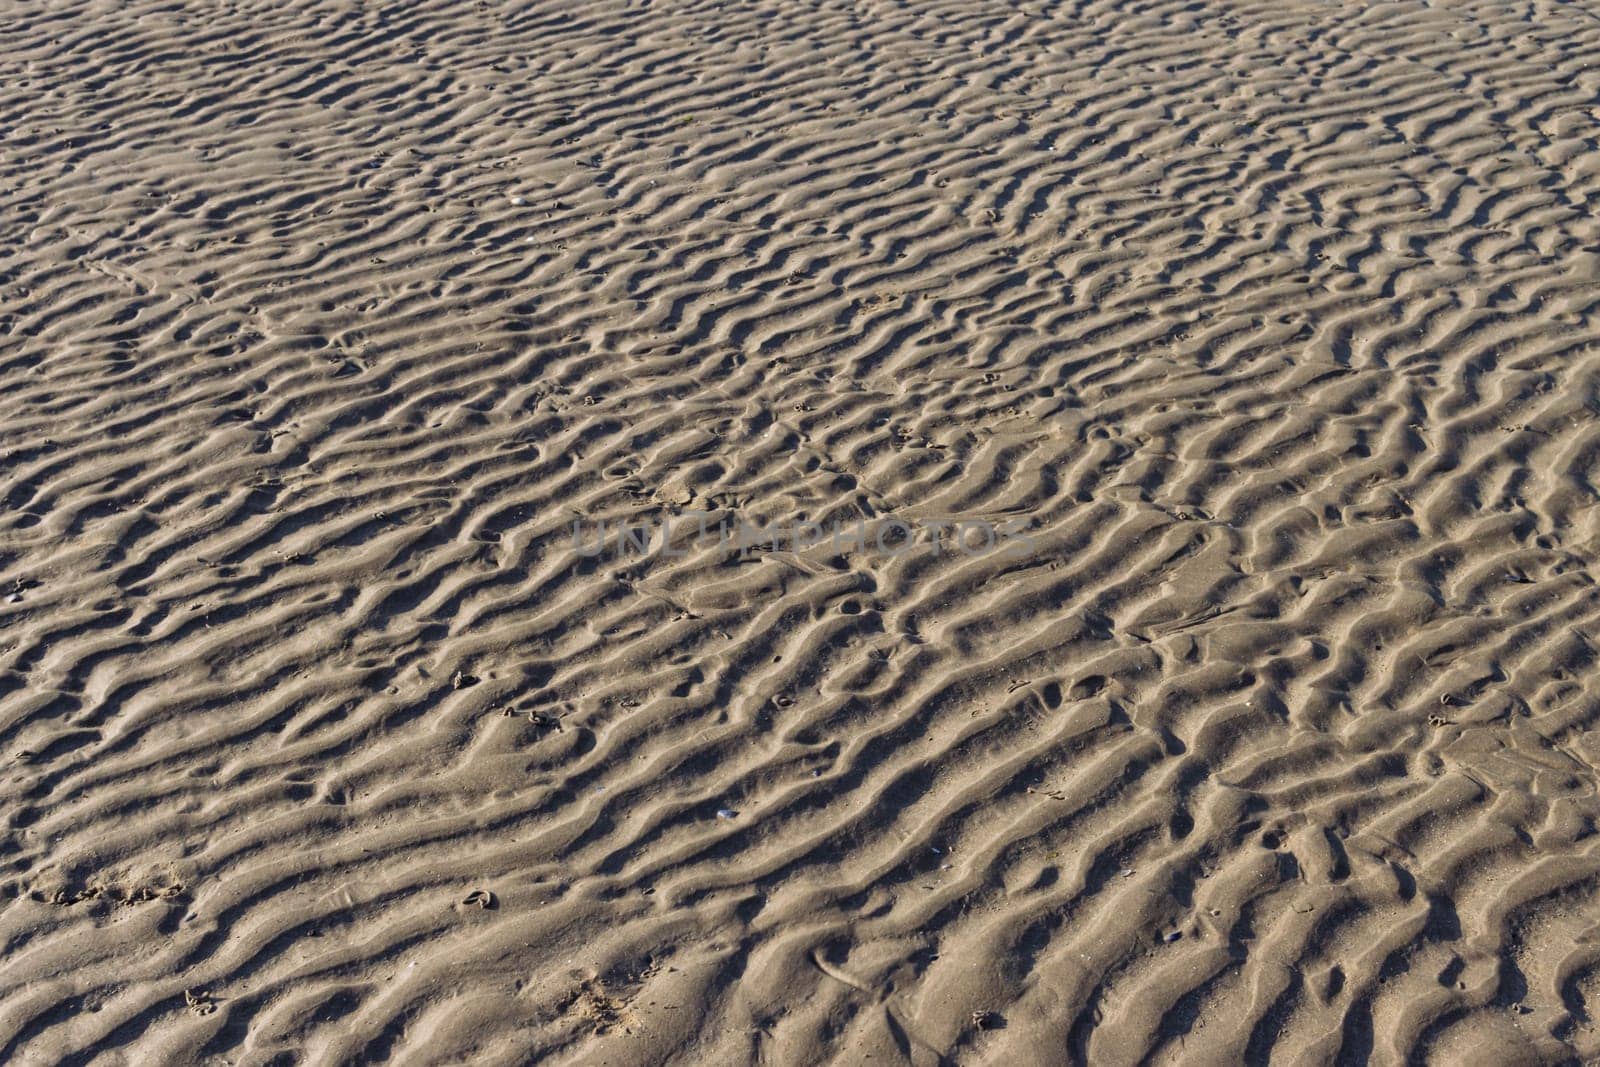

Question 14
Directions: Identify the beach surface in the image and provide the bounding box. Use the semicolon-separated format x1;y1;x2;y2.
3;0;1600;1062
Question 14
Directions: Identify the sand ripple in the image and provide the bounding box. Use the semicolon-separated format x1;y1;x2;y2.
3;0;1600;1061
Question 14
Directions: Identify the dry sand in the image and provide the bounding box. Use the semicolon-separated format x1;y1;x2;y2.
4;0;1600;1062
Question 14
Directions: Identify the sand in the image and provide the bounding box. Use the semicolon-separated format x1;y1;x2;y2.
2;0;1600;1062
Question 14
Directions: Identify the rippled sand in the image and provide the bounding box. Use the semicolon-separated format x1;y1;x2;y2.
3;0;1600;1062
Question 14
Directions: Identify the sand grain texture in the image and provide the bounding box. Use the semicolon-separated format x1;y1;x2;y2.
3;0;1600;1062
